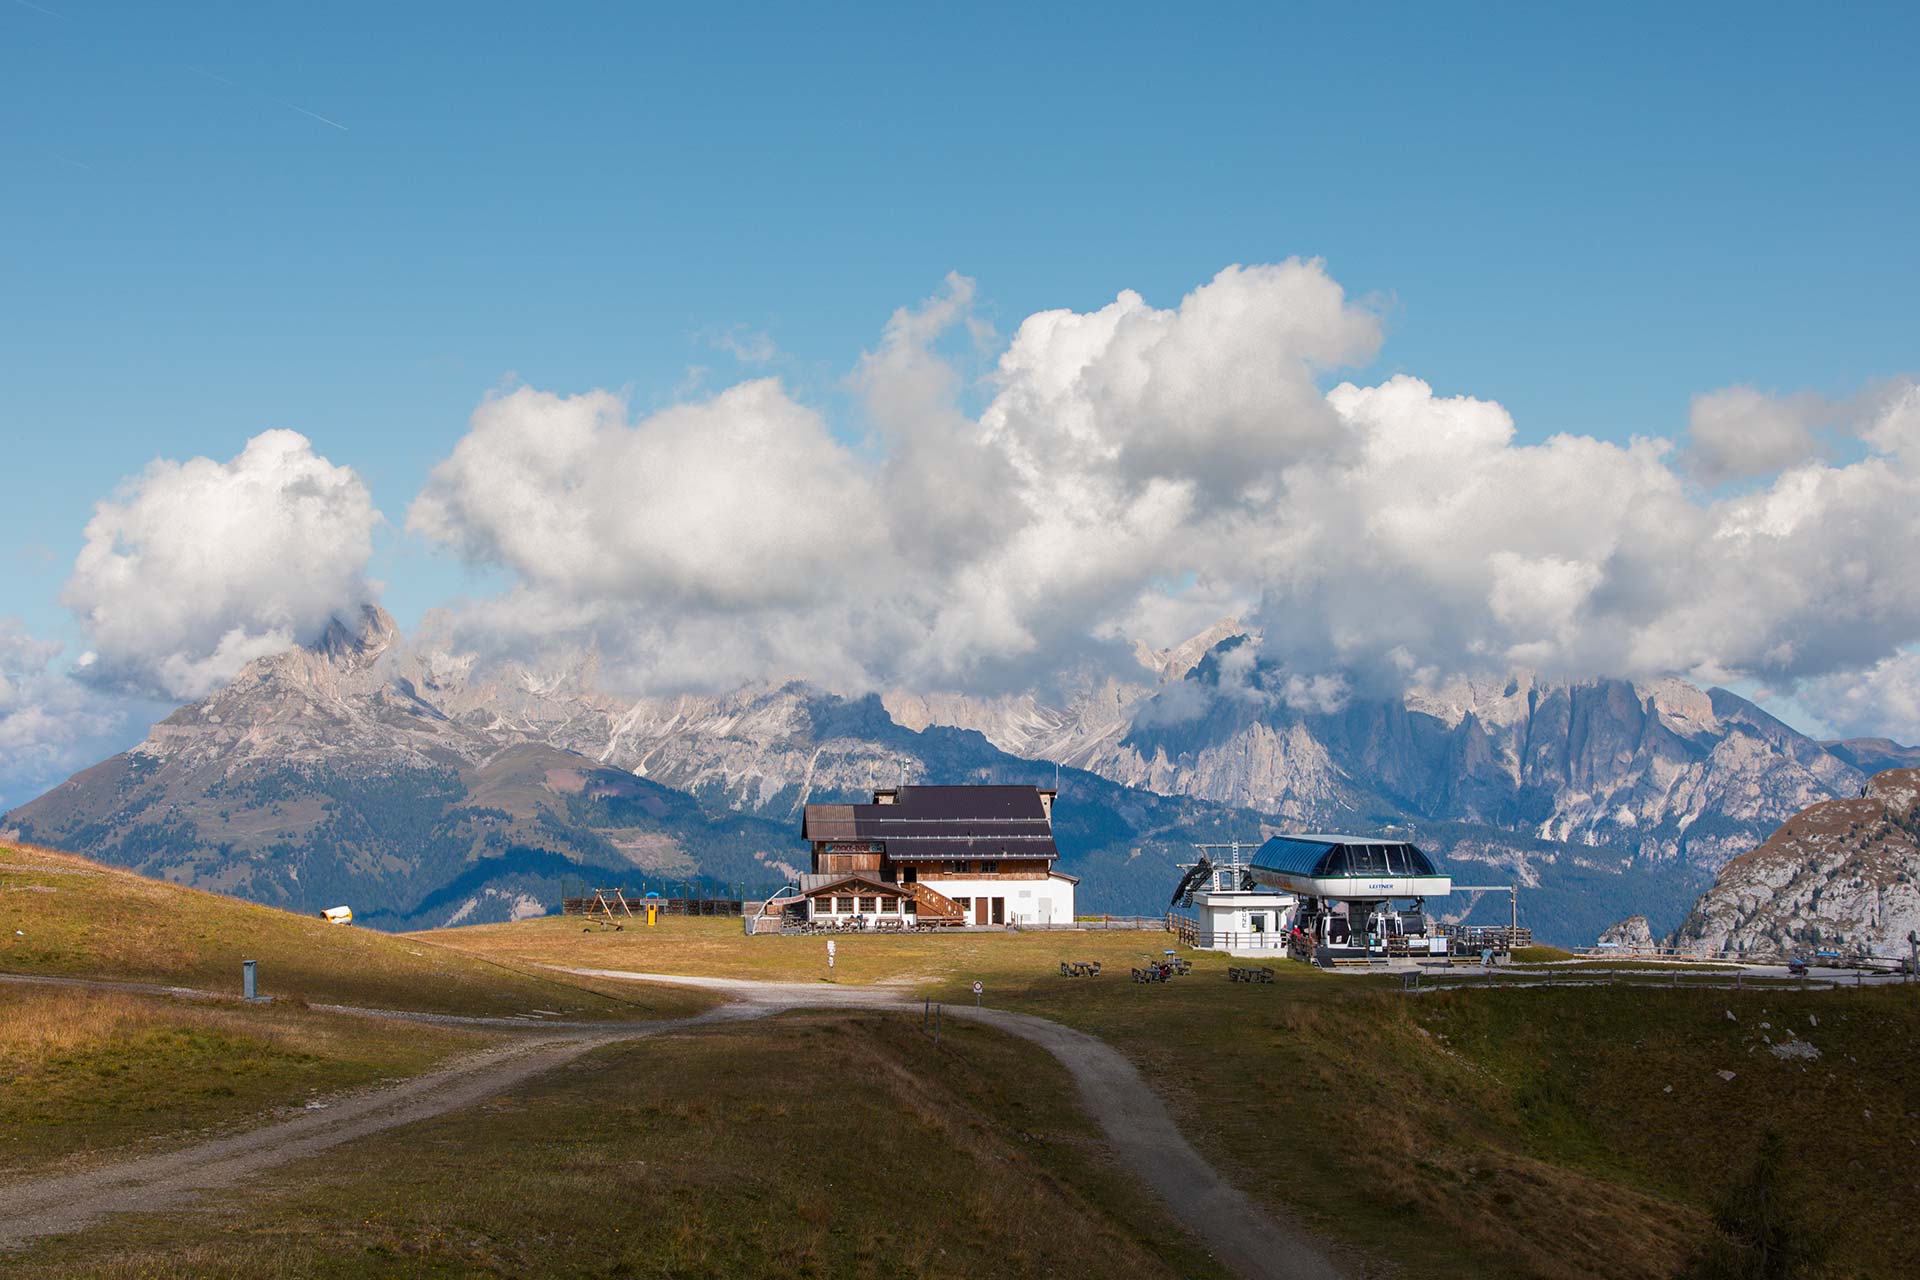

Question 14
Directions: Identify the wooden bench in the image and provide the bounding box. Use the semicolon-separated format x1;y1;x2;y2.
1228;965;1276;983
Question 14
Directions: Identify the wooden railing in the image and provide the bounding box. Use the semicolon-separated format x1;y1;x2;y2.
907;882;965;921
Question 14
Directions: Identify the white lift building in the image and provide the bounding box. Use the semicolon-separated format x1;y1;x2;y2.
1169;843;1299;955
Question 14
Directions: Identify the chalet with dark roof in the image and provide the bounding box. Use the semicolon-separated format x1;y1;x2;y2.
796;785;1077;927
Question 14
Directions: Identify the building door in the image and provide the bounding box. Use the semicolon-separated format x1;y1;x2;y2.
1038;897;1051;923
974;897;988;925
991;897;1005;925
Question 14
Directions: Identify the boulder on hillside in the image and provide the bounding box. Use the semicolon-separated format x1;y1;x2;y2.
1598;914;1655;950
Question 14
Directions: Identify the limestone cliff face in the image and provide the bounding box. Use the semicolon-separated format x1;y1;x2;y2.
1598;914;1656;949
1673;769;1920;958
1057;648;1863;877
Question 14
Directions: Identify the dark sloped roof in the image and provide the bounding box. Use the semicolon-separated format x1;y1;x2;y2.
803;804;860;842
1252;835;1442;879
881;785;1049;819
883;838;1055;861
800;785;1058;861
797;872;900;896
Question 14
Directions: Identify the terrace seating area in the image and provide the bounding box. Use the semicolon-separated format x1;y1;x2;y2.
1132;956;1192;983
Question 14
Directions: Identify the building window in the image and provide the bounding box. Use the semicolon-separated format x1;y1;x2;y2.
902;866;917;883
881;896;898;912
904;898;917;914
859;896;877;913
955;898;970;912
981;860;999;873
1250;913;1267;933
834;896;853;914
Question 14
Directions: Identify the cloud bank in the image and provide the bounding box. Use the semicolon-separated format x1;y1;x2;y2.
0;620;143;809
407;260;1920;742
22;259;1917;767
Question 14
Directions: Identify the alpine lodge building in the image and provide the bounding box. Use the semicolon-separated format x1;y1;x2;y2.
796;785;1079;927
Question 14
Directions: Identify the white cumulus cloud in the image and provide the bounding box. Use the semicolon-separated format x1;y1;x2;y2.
400;262;1920;746
1685;385;1827;483
0;621;147;809
61;430;380;699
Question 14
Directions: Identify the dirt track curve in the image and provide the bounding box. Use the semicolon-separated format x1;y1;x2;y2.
1;968;1343;1279
567;969;1345;1280
0;996;763;1250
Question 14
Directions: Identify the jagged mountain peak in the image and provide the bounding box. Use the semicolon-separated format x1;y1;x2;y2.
1131;617;1246;682
311;602;399;667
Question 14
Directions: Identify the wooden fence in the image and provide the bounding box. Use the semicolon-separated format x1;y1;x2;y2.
561;896;744;917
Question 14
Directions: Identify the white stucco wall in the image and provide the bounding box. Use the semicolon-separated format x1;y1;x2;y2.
917;875;1076;925
1192;889;1296;952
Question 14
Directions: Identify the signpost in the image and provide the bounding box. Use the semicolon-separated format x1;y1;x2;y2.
972;980;983;1008
827;939;836;978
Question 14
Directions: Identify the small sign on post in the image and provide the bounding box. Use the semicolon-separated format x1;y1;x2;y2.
827;939;836;977
972;979;983;1008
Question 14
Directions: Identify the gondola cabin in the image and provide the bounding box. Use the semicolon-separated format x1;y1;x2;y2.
1247;835;1451;961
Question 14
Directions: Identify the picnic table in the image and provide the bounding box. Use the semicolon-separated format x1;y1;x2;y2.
1058;960;1104;978
1131;957;1190;983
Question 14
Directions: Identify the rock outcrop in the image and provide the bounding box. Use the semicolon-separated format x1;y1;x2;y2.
1597;914;1655;950
1672;769;1920;957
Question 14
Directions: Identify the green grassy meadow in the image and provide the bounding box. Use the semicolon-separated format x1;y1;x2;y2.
0;984;483;1179
428;915;1920;1278
7;850;1911;1279
3;1012;1223;1280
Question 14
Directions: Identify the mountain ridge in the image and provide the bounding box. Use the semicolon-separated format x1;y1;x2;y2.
6;604;1906;942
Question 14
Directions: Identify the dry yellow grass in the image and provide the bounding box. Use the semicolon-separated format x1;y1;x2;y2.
0;842;712;1020
0;985;482;1178
418;911;1198;989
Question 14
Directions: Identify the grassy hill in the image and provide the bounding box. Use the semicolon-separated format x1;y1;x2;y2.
7;853;1908;1278
426;916;1918;1279
0;841;711;1019
2;1012;1223;1280
0;840;716;1184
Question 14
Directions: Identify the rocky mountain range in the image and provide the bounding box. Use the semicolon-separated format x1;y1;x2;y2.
1;607;1270;930
5;605;1908;942
1673;767;1920;959
891;638;1884;932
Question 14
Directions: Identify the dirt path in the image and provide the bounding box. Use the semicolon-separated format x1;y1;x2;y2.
0;1002;761;1250
3;966;1343;1276
565;969;1345;1280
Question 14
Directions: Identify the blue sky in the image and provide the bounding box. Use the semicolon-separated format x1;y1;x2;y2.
3;1;1918;796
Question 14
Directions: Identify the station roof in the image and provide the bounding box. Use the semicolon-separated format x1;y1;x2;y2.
801;785;1058;861
796;872;899;896
1251;835;1443;880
